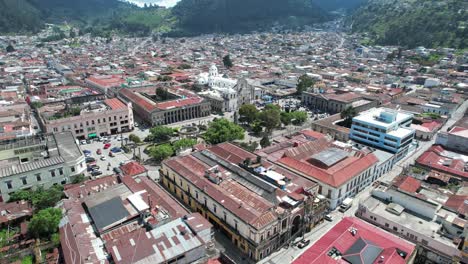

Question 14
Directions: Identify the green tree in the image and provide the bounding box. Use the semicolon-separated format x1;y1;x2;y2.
238;104;258;124
281;112;293;126
260;135;271;148
6;44;15;53
173;138;197;151
28;208;62;239
296;74;315;94
129;134;142;144
51;233;61;247
223;55;233;69
149;144;174;161
204;118;245;144
69;30;76;38
147;126;174;143
8;190;32;202
30;101;43;109
32;186;63;211
71;174;86;184
156;88;170;100
251;121;263;136
341;107;357;128
259;107;281;133
291;111;308;125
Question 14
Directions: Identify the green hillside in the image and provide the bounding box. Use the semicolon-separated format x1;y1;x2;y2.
349;0;468;48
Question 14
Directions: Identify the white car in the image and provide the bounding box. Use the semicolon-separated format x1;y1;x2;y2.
100;155;106;161
80;140;87;145
324;214;333;221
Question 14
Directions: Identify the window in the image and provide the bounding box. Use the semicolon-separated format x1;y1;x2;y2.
36;174;41;181
50;170;56;177
195;191;199;199
53;127;58;132
224;211;227;222
59;168;63;175
393;226;398;231
21;177;27;185
213;204;217;213
5;181;12;189
385;223;389;228
234;220;238;231
204;197;207;207
71;167;75;172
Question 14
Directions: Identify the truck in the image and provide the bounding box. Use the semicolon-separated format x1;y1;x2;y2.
339;197;353;212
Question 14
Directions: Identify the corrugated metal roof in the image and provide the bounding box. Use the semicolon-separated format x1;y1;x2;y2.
0;156;65;178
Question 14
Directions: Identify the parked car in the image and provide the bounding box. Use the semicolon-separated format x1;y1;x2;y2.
80;140;87;145
297;239;310;249
85;157;96;163
100;155;106;161
91;171;103;177
324;214;333;222
104;143;111;149
97;149;102;155
113;167;122;174
109;151;115;157
110;147;121;153
83;149;91;154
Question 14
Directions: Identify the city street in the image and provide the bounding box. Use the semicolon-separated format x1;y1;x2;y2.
79;137;133;179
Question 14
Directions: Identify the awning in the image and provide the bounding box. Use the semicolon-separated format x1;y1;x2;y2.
88;133;97;138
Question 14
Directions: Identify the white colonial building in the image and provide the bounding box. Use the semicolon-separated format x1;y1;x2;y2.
198;65;254;112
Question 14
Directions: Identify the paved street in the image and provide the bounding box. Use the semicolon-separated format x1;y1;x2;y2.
79;137;133;179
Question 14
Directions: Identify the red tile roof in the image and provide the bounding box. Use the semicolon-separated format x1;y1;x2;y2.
104;98;127;110
445;195;468;216
293;217;415;264
416;145;468;179
86;75;125;88
156;97;203;110
278;151;378;188
119;88;157;112
120;161;147;177
300;129;326;140
393;176;421;193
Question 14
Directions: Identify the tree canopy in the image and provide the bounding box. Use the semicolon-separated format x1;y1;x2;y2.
173;138;197;151
258;105;281;133
204;118;245;144
29;208;62;239
129;134;142;144
149;144;174;161
147;126;174;143
340;106;357;128
296;74;315;94
9;185;63;211
238;104;258;124
223;55;233;69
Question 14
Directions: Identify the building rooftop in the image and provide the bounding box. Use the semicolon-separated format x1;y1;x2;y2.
416;145;468;179
353;108;413;129
361;196;461;249
0;132;82;178
292;217;415;264
105;214;211;264
277;142;378;187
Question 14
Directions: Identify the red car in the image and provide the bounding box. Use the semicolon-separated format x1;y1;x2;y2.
104;143;111;149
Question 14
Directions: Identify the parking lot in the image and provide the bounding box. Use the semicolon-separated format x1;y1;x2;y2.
79;136;133;179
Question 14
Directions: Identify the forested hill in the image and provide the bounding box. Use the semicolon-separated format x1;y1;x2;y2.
0;0;132;34
171;0;331;35
349;0;468;48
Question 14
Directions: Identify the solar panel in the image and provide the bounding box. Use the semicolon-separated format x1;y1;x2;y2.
88;197;129;231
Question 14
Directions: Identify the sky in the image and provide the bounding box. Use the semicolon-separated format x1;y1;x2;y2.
127;0;181;8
